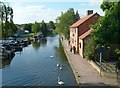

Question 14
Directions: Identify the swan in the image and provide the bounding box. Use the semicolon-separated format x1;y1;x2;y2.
58;77;64;85
57;64;60;67
50;56;54;58
59;66;62;70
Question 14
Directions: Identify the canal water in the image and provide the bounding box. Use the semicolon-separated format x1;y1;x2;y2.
2;35;77;86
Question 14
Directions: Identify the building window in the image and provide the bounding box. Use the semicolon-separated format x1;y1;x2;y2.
79;42;81;48
72;39;74;43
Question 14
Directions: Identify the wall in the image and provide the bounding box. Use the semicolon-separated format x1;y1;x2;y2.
79;39;83;57
70;28;77;48
78;14;99;37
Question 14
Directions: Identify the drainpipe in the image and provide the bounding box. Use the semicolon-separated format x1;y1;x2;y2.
76;27;78;53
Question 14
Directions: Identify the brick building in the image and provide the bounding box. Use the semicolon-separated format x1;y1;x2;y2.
70;11;100;57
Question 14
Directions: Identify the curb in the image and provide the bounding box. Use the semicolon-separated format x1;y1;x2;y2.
60;39;81;86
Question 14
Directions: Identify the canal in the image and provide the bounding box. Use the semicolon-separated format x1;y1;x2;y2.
1;35;77;86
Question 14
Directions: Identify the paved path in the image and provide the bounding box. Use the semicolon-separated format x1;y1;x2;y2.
61;38;119;87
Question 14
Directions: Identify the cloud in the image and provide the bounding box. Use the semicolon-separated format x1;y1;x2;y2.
1;0;105;24
2;0;120;2
12;5;61;24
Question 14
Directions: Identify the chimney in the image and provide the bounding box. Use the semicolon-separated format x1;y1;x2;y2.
87;10;93;15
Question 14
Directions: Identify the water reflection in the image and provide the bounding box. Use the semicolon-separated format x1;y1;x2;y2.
32;38;47;50
0;58;13;68
0;53;15;68
54;39;67;62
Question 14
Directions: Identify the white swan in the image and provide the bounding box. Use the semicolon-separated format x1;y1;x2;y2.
57;64;60;67
58;77;64;85
50;56;53;58
59;66;62;70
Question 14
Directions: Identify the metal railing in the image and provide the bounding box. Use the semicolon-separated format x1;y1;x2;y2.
94;53;116;73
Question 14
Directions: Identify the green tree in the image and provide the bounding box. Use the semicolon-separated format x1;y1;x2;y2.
48;21;56;30
0;2;16;38
91;1;120;47
91;1;120;60
9;22;18;36
56;8;80;39
75;10;80;21
32;22;40;34
24;23;32;33
41;20;48;36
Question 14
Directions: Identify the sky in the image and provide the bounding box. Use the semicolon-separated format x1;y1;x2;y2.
1;0;104;24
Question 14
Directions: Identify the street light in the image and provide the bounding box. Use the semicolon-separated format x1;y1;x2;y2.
99;46;104;77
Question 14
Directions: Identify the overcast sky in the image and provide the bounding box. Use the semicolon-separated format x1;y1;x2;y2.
1;0;104;24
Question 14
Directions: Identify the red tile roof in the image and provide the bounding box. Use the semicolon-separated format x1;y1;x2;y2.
70;13;98;28
79;28;93;39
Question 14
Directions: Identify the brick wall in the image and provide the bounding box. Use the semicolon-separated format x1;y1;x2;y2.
78;14;99;36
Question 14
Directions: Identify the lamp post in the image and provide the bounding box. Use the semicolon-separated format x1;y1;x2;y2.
99;46;104;77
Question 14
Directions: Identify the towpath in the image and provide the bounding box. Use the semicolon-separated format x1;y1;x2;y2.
61;37;119;87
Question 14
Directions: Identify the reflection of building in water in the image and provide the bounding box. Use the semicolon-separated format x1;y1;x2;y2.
0;58;13;68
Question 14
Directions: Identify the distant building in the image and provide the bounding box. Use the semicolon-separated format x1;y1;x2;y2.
13;29;29;37
70;12;100;57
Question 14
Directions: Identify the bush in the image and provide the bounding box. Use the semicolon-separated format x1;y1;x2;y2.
116;60;120;70
83;37;95;60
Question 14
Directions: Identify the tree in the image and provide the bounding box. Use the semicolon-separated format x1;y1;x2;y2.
32;22;40;34
24;23;32;33
75;10;80;21
91;1;120;47
56;8;80;39
48;21;56;30
91;1;120;60
41;20;48;36
0;2;16;38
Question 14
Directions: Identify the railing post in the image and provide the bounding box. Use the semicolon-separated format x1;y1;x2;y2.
100;52;102;77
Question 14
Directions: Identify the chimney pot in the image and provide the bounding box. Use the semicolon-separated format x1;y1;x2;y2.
87;10;93;15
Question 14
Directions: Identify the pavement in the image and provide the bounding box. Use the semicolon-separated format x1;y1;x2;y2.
61;37;119;87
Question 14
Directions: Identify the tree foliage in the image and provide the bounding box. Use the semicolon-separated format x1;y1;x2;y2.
56;8;80;39
0;2;17;38
48;21;56;30
41;20;48;36
32;21;48;36
91;1;120;60
91;1;120;47
32;22;40;34
24;24;32;33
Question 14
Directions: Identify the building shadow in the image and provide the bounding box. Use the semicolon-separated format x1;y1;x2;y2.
80;83;119;88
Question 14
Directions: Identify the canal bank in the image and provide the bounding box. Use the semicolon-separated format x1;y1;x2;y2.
60;39;81;86
60;37;119;87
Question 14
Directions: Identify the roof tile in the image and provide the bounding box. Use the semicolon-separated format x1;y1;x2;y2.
70;13;98;28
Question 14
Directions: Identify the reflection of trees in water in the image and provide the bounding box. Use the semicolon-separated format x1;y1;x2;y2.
40;38;47;47
32;41;41;50
32;38;47;50
54;39;67;62
0;58;13;68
